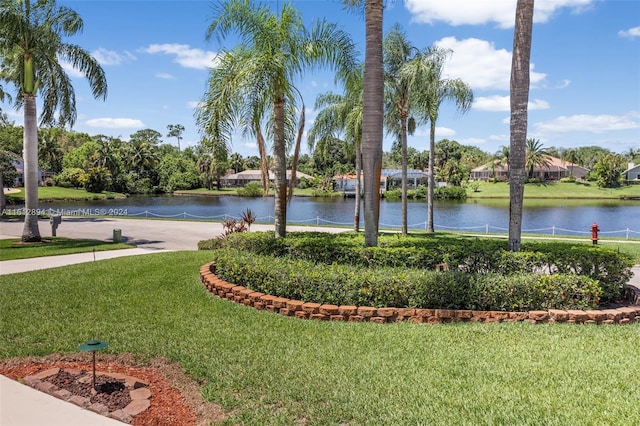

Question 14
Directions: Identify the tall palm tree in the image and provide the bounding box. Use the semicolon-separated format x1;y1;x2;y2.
38;129;63;173
0;0;107;242
308;67;363;232
352;0;384;247
229;152;244;173
412;46;473;233
384;24;420;235
561;147;578;177
508;0;535;252
197;0;356;238
166;124;185;152
500;145;510;178
525;137;550;178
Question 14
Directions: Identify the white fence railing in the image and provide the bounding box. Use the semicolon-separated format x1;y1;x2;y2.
27;207;640;239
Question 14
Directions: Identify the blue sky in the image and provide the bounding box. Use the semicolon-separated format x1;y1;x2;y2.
3;0;639;158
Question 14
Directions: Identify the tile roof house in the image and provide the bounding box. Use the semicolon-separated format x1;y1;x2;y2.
220;169;313;188
470;155;589;181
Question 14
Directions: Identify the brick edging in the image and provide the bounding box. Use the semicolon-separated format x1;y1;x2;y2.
200;263;640;325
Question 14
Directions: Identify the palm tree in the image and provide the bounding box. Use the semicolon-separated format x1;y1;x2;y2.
508;0;535;252
38;129;63;173
499;145;510;178
383;24;421;235
197;0;356;238
561;148;579;177
412;46;473;233
345;0;384;247
525;138;550;178
229;152;244;173
0;0;107;242
166;124;185;152
308;67;363;232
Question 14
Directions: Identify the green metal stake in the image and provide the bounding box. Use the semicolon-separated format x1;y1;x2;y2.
79;339;108;391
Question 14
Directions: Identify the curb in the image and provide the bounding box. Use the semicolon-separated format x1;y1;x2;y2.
200;263;640;325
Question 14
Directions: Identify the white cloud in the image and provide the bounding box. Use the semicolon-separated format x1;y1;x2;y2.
92;48;135;65
436;127;456;137
474;95;509;111
405;0;594;29
187;101;204;109
60;60;85;78
618;26;640;39
142;43;218;69
434;37;546;91
86;118;144;129
155;72;175;80
488;134;509;142
534;111;640;134
555;79;571;89
474;95;549;111
461;137;487;145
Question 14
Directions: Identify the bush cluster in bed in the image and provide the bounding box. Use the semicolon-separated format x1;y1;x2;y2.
199;232;633;309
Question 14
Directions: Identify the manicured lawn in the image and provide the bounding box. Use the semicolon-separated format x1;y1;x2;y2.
0;237;135;261
467;181;640;199
1;251;638;425
5;187;125;202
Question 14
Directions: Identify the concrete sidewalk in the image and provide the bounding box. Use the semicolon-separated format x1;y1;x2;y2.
0;247;170;275
0;374;124;425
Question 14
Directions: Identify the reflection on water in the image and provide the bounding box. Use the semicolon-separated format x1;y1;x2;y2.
30;195;639;236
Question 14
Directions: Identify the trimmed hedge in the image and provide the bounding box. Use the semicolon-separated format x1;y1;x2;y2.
200;232;632;302
210;248;602;311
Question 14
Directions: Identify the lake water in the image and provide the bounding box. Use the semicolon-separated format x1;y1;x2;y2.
30;195;640;238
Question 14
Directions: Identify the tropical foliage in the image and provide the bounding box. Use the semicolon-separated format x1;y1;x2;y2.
196;0;356;238
0;0;107;241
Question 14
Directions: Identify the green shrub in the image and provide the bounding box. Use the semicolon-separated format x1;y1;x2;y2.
383;189;401;201
210;247;602;311
237;182;264;197
200;232;632;303
434;186;467;200
54;168;88;189
84;167;112;193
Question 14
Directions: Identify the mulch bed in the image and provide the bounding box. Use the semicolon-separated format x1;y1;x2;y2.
0;353;226;426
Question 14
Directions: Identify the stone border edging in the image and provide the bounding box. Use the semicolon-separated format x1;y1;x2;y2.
200;263;640;325
22;367;151;424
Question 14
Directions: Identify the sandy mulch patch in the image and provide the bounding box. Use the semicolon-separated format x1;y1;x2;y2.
0;353;226;426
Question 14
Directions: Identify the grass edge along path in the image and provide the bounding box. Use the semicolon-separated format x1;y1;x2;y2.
1;251;639;425
0;237;135;261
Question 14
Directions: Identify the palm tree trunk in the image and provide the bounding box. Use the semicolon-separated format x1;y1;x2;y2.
362;0;384;247
0;173;6;215
426;120;436;233
273;96;287;238
354;138;361;232
21;94;41;242
508;0;534;252
400;113;408;235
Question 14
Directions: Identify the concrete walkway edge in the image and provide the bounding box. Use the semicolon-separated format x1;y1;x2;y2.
0;374;125;425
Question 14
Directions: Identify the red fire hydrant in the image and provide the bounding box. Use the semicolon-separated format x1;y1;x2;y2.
591;223;600;245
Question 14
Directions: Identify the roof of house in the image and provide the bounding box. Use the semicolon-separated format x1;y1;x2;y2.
471;155;588;172
222;170;312;180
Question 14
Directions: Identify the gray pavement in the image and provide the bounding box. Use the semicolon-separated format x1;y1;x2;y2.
0;375;125;425
0;217;638;425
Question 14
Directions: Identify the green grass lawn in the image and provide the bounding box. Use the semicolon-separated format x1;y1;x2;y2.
5;187;125;202
1;251;638;425
468;180;640;199
0;237;135;261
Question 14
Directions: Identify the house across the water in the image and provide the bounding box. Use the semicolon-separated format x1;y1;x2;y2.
220;169;313;188
469;155;589;181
